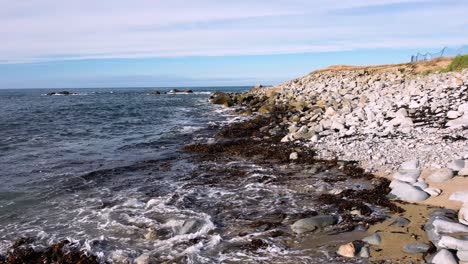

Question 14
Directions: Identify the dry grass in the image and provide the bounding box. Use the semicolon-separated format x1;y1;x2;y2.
312;57;453;75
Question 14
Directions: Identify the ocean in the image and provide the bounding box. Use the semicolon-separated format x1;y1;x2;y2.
0;87;370;263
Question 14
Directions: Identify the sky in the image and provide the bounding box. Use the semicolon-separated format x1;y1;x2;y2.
0;0;467;88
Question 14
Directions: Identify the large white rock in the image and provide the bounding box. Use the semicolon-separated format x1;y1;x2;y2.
427;168;454;183
424;187;442;197
446;115;468;129
447;110;462;119
432;249;458;264
390;180;429;202
438;236;468;251
433;219;468;234
450;191;468;203
400;160;419;170
393;169;421;183
448;159;466;171
457;250;468;262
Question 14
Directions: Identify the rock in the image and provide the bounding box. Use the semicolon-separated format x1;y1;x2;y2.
184;89;194;93
459;168;468;176
413;180;429;190
438;236;468;251
400;160;419;170
258;104;274;114
424;187;442;197
433;219;468;234
447;110;462;119
134;254;150;264
47;91;77;96
448;159;466;171
358;246;370;258
362;233;381;246
403;242;432;254
459;205;468;225
427;168;454;183
393;169;421;183
148;91;161;95
144;229;158;240
446;115;468;128
390;217;410;227
291;215;336;234
458;250;468;262
432;249;457;264
389;180;430;202
450;191;468;203
337;242;355;258
289;152;299;160
210;92;233;106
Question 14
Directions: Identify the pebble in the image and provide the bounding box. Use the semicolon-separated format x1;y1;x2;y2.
450;191;468;203
403;242;432;254
362;233;381;246
289;152;299;160
337;242;355;258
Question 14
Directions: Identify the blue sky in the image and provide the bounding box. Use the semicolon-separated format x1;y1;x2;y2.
1;0;467;88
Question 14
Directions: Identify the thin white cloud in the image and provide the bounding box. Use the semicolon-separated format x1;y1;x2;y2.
0;0;467;63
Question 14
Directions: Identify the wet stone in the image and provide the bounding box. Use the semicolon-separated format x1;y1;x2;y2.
403;242;432;254
390;217;410;227
291;215;337;234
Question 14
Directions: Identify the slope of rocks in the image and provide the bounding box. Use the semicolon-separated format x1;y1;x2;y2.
249;66;468;171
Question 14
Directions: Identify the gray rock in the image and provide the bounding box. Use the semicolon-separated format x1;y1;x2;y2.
427;168;454;183
447;110;461;119
433;219;468;234
403;242;432;253
424;187;442;197
457;250;468;262
449;191;468;203
438;235;468;250
459;168;468;176
390;217;410;227
400;160;419;170
431;249;457;264
362;233;381;246
448;159;466;171
446;115;468;128
413;180;428;190
358;246;370;258
389;180;429;202
291;215;336;234
393;169;421;183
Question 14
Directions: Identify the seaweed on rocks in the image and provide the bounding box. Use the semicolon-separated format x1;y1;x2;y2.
0;239;100;264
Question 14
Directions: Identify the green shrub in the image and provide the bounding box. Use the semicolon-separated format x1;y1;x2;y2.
445;55;468;72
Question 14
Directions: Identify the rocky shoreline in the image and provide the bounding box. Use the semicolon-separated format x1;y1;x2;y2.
209;60;468;263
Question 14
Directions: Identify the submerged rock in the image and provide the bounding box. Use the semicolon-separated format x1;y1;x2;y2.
291;215;336;234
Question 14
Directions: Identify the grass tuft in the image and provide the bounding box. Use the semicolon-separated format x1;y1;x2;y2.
443;55;468;72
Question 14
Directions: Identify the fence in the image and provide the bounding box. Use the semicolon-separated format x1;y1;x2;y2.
411;46;468;62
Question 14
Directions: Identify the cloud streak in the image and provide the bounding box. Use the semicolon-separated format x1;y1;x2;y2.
1;0;467;63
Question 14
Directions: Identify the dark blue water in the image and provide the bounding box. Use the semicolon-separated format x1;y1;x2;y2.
0;87;364;263
0;87;248;258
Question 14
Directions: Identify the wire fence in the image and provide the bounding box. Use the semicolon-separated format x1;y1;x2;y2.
411;46;468;62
